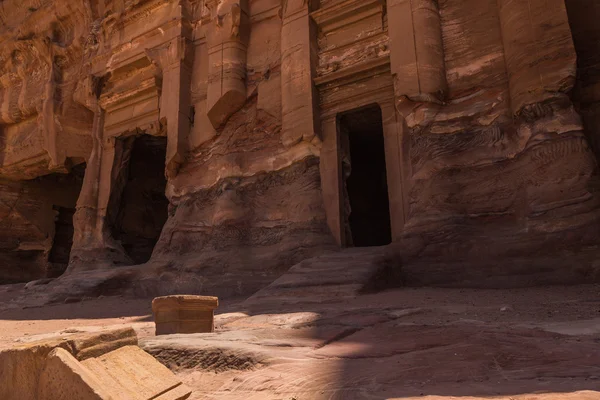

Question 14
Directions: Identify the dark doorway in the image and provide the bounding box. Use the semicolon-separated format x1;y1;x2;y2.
339;105;392;247
111;135;169;264
565;0;600;163
47;206;76;276
46;162;86;277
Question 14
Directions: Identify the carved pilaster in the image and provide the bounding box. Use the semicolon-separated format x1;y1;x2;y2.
497;0;576;117
70;75;132;267
281;0;320;147
72;76;104;245
146;37;194;179
319;116;344;246
381;101;408;239
204;0;249;129
387;0;447;104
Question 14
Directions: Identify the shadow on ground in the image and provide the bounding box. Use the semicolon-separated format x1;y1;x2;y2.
141;247;600;399
2;246;600;399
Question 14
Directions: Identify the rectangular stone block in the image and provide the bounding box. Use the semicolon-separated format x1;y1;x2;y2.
152;295;219;335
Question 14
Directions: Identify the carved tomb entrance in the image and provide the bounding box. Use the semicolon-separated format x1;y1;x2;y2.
339;105;392;247
109;134;168;264
0;161;87;282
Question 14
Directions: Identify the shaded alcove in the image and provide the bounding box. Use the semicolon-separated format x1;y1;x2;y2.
565;0;600;163
110;134;169;265
30;163;86;279
339;105;392;247
0;161;85;283
46;162;87;278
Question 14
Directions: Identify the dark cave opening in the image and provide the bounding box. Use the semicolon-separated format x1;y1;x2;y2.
111;134;169;265
47;206;76;276
340;105;392;247
46;162;86;278
565;0;600;163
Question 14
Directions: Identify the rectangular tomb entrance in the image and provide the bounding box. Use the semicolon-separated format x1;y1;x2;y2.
339;105;392;247
109;134;169;264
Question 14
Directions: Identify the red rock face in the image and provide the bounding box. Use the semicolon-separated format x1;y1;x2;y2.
0;0;599;290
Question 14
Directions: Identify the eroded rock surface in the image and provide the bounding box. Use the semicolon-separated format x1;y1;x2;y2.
1;252;600;399
138;253;600;399
1;0;600;292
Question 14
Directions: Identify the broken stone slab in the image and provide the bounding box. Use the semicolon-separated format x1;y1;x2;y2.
37;345;191;400
152;295;219;335
81;345;191;400
0;327;137;400
37;348;112;400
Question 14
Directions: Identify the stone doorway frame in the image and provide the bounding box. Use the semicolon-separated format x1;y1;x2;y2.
107;133;169;265
70;35;192;267
317;68;408;247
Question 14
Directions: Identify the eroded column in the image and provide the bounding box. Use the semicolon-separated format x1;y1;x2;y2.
387;0;447;103
497;0;577;116
205;0;249;129
147;38;193;179
281;0;320;147
70;76;131;267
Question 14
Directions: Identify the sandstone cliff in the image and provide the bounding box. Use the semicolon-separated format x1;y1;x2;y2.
1;0;599;294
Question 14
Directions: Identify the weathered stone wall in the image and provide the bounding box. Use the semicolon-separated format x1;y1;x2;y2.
407;0;599;230
1;0;600;291
394;0;600;279
150;0;334;295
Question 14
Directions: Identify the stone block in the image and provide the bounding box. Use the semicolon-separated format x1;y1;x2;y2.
81;345;191;400
0;327;137;400
37;348;111;400
35;345;191;400
152;295;219;335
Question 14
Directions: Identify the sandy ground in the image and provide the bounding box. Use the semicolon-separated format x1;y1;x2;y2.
2;284;599;345
0;294;154;349
0;284;249;348
2;284;600;399
1;250;600;399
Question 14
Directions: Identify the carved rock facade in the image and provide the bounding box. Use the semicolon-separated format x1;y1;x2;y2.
1;0;599;291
